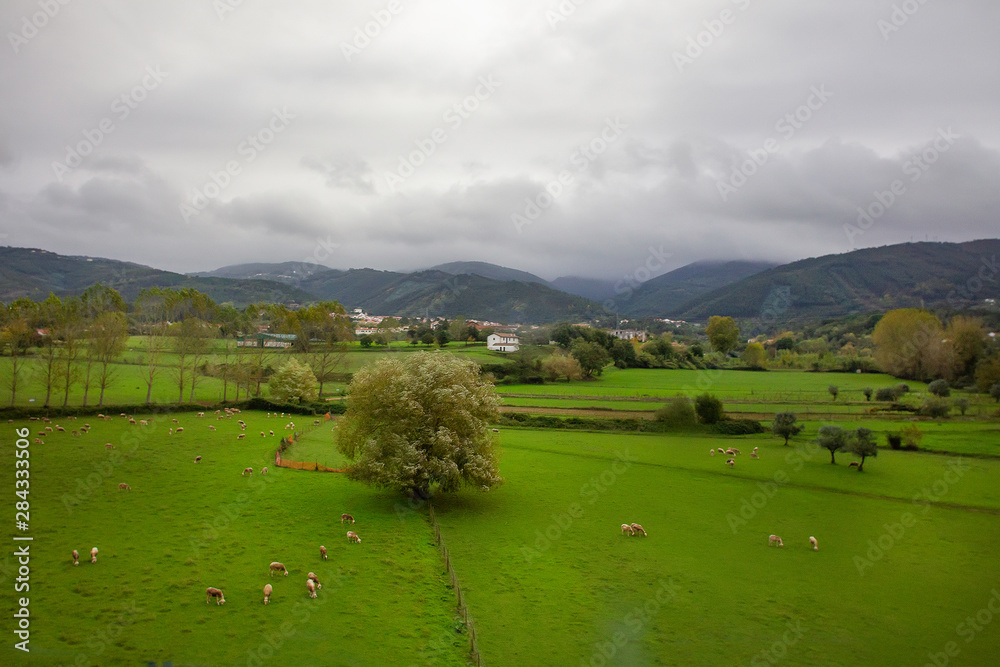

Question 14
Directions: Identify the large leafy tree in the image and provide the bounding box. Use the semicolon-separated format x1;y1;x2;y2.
268;358;318;404
338;352;503;496
706;316;740;355
1;298;38;406
570;339;611;378
872;309;943;380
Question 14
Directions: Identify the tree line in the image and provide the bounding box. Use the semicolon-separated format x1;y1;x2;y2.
0;285;353;407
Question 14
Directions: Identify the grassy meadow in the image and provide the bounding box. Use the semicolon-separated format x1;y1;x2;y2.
2;350;998;665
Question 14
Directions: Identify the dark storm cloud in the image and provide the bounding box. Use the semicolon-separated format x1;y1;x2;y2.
0;0;998;278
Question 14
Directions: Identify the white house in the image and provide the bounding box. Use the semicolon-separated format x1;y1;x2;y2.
487;333;520;352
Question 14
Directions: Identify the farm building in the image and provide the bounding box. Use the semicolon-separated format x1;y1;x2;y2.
237;332;297;348
487;333;520;352
610;329;648;342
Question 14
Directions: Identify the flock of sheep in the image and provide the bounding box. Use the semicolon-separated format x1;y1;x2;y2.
710;445;759;466
207;515;361;606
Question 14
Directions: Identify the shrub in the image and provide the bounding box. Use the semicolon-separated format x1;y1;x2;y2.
953;397;970;416
927;379;950;397
694;393;725;425
862;387;873;401
895;383;910;397
713;418;765;435
991;382;1000;403
886;433;902;450
900;424;923;450
919;398;951;419
874;387;897;402
655;396;697;428
828;385;839;401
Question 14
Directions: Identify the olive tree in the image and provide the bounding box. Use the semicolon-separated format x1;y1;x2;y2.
771;412;803;446
848;427;878;471
338;352;503;496
816;425;847;464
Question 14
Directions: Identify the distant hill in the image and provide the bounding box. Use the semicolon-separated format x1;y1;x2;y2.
675;240;1000;324
0;247;316;306
0;248;608;323
549;276;617;302
302;269;604;323
429;261;551;286
191;261;332;284
618;260;778;318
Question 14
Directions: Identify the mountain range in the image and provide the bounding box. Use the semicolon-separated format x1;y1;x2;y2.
1;240;996;326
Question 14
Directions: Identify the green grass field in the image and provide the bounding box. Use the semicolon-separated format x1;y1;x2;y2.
429;428;1000;665
1;413;467;666
3;360;999;665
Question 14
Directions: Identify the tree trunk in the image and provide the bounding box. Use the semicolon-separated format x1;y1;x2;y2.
830;450;836;464
858;456;866;472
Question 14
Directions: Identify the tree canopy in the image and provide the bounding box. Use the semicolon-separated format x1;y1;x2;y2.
337;352;503;495
706;316;740;355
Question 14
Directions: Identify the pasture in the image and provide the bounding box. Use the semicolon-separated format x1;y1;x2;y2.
0;411;467;666
2;362;999;665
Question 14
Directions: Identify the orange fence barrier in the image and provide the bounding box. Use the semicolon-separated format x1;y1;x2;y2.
274;435;348;473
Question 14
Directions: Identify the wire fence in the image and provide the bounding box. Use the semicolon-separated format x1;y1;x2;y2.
428;502;482;666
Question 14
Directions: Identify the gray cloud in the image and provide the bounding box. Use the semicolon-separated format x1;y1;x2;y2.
0;0;997;280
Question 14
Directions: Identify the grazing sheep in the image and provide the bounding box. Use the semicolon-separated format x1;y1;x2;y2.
197;412;205;417
118;483;131;491
320;545;328;560
307;578;317;598
717;448;725;454
347;531;361;543
768;535;784;547
848;461;860;468
72;549;79;566
175;427;184;433
206;587;225;605
308;572;321;589
725;448;737;456
194;456;202;463
732;448;742;455
750;452;759;459
261;467;268;475
269;430;274;437
341;513;355;524
621;523;635;536
238;433;246;439
269;562;289;577
726;459;735;467
630;523;647;537
91;547;98;563
209;425;216;431
492;428;499;433
105;443;114;449
172;419;179;424
261;432;265;437
263;583;272;605
752;446;758;453
710;449;715;456
56;425;66;432
242;467;253;477
809;536;819;551
71;430;80;436
139;420;148;426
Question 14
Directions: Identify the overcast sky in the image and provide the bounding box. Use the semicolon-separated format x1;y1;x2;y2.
1;0;998;281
